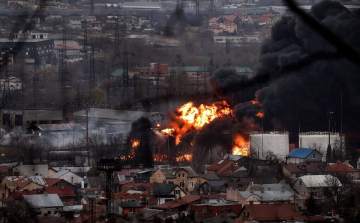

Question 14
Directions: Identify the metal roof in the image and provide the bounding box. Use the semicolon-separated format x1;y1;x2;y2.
298;175;342;188
285;148;316;159
23;194;64;208
49;170;69;178
52;166;91;173
239;191;295;201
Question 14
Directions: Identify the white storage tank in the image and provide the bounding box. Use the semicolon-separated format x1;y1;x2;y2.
299;132;345;160
250;131;289;160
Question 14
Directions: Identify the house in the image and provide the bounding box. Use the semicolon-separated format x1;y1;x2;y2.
43;178;73;188
13;164;48;177
220;22;238;33
49;166;91;178
0;76;22;91
153;195;204;212
236;203;302;222
244;183;292;192
293;175;342;198
41;186;75;206
1;176;47;198
21;194;64;216
225;14;242;24
68;20;82;30
150;167;199;192
325;161;360;181
151;183;186;204
205;159;237;175
192;203;242;220
285;148;323;164
208;17;224;26
198;180;228;195
227;189;295;205
118;201;144;217
45;15;62;23
87;176;106;189
81;15;96;22
49;170;84;186
208;26;223;35
113;191;157;209
282;162;327;178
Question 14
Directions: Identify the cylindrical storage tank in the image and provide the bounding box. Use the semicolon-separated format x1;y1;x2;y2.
250;131;289;160
299;132;345;160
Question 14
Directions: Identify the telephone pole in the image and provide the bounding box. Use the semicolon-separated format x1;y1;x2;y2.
121;41;131;108
89;39;95;95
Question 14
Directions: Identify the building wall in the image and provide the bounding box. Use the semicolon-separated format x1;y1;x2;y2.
250;132;289;160
286;151;322;164
172;169;199;193
13;164;49;177
149;169;166;183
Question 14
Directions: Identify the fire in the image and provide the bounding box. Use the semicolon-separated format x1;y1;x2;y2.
256;112;264;118
161;128;175;136
163;101;231;144
176;154;193;162
232;135;250;156
153;153;168;162
251;100;262;106
131;139;140;148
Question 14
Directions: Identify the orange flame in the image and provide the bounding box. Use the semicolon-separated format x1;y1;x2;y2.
161;128;175;136
256;112;264;118
232;135;250;156
176;154;193;162
163;101;231;144
131;140;140;148
153;153;168;162
251;100;262;106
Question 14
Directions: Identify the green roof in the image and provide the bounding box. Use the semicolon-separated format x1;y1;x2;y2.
110;69;123;77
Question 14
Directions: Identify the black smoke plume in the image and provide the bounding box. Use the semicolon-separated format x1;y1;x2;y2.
210;1;360;142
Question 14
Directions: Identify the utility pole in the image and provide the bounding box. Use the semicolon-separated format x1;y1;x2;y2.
121;41;130;108
156;62;161;110
90;0;94;15
107;67;111;108
76;83;81;111
59;29;67;108
89;38;95;96
327;111;334;163
1;50;11;107
33;68;38;108
195;0;200;15
86;108;90;166
112;18;121;66
21;62;25;107
82;28;88;80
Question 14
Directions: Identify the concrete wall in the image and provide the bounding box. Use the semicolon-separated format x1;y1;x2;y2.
250;132;289;160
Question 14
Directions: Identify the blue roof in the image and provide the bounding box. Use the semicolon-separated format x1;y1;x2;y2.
110;69;123;77
285;148;315;159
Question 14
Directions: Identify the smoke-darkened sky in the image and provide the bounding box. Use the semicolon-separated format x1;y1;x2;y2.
210;1;360;143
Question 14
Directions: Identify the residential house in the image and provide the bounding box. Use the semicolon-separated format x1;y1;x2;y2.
49;170;84;186
0;76;22;91
198;180;228;195
87;176;106;189
43;178;74;188
282;162;327;178
236;203;302;222
244;183;292;192
325;161;360;181
87;21;103;28
285;148;323;164
21;194;64;216
220;22;238;33
208;26;223;35
127;209;164;222
68;20;82;30
116;180;133;192
13;164;48;177
150;167;199;193
208;17;224;26
152;195;202;212
41;186;75;206
151;183;186;205
227;189;295;205
293;175;342;198
49;166;91;178
106;16;118;24
45;15;62;23
206;159;236;175
81;15;96;22
118;201;144;217
256;16;274;25
116;168;141;181
198;173;221;185
113;191;157;209
225;14;242;24
192;203;242;221
1;176;47;198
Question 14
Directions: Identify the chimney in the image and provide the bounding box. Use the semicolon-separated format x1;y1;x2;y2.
281;186;285;193
344;160;350;165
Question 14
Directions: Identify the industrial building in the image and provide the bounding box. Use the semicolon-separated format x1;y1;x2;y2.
299;132;345;160
250;131;289;160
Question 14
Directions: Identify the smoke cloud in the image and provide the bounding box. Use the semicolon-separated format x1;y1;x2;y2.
210;1;360;142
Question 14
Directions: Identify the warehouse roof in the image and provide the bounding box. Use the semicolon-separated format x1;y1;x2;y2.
239;190;295;201
285;148;319;159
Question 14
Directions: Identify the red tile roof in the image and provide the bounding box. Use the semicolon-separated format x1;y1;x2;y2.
206;159;234;171
256;16;271;23
283;162;327;173
10;189;41;200
43;178;62;187
153;195;202;210
117;180;133;185
42;186;76;197
261;13;276;17
325;162;359;172
218;165;241;177
209;17;221;23
241;204;302;221
0;166;8;172
225;14;240;22
15;179;32;189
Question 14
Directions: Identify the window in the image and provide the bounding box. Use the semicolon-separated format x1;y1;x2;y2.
182;173;185;177
299;180;302;186
178;174;180;177
174;190;180;195
312;154;316;159
189;181;194;188
180;182;184;188
129;208;135;213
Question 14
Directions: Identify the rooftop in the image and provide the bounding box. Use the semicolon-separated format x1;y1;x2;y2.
240;203;301;222
298;175;342;188
23;194;64;208
285;148;318;159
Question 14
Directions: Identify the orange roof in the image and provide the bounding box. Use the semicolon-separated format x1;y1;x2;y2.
43;186;76;197
217;165;241;177
225;14;240;22
209;17;221;23
0;166;8;172
256;16;271;22
325;162;359;172
15;179;32;189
